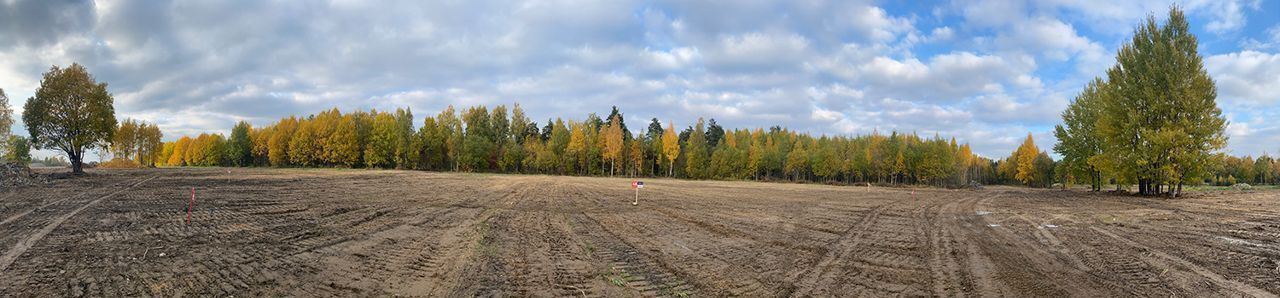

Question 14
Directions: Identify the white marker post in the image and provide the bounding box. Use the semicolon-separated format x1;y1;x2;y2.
631;181;644;205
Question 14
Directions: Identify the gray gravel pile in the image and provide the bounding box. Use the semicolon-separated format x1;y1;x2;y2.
0;162;48;188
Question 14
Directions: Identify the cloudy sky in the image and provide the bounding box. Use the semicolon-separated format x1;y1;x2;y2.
2;0;1279;159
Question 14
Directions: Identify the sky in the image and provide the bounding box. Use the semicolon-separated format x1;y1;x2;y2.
1;0;1279;160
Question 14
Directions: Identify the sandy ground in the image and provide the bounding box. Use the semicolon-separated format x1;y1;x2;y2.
0;168;1277;297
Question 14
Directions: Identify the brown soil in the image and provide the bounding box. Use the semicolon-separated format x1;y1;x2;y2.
0;168;1277;297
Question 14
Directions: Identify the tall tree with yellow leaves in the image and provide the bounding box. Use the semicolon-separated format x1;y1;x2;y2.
168;136;192;166
1013;133;1040;186
661;122;679;177
602;114;625;176
269;117;298;166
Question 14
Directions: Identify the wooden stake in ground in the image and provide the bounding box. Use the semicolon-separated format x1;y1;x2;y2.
631;181;644;205
186;187;195;225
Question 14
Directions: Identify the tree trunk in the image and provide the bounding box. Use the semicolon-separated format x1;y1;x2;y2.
71;156;84;174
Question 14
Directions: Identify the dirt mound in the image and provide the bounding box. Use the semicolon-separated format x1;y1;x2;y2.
0;162;48;187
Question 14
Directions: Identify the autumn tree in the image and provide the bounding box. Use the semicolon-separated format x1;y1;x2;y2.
289;119;320;166
1096;7;1227;196
110;119;139;163
158;141;175;166
1012;133;1040;186
366;111;399;168
628;138;645;177
269;117;298;166
136;122;163;166
565;121;588;175
328;114;361;167
250;126;272;166
784;139;809;181
23;64;117;174
169;136;192;166
602;114;625;176
661;122;679;177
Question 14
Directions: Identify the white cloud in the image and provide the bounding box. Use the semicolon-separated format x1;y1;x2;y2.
3;0;1277;159
928;26;955;42
851;52;1018;101
995;17;1105;63
1205;51;1280;105
705;32;811;72
848;5;914;42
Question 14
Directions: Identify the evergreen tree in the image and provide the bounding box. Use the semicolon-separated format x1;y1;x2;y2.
706;118;724;149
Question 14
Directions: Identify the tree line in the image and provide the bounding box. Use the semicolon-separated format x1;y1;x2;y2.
155;104;1037;187
1211;155;1280;186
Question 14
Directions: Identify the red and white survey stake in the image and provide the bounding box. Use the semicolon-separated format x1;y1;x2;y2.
631;181;644;205
186;187;196;225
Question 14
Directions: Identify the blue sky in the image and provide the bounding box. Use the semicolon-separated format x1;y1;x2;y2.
1;0;1278;159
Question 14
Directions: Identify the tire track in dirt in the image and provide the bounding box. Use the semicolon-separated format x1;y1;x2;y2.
0;175;157;271
573;212;698;297
954;191;1116;297
923;192;976;297
1091;226;1278;298
788;200;899;297
0;175;151;226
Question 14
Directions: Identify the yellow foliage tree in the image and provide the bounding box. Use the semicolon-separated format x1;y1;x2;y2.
1014;133;1039;185
168;136;192;166
565;121;587;175
661;121;679;177
602;115;624;176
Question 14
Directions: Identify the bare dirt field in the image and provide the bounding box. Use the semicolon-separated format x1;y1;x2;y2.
0;168;1278;297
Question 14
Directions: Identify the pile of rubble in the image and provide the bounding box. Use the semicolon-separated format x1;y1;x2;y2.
1;162;48;188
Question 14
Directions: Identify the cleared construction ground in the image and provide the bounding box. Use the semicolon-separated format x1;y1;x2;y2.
0;168;1277;297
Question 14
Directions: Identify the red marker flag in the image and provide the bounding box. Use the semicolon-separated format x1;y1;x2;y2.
186;187;196;225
